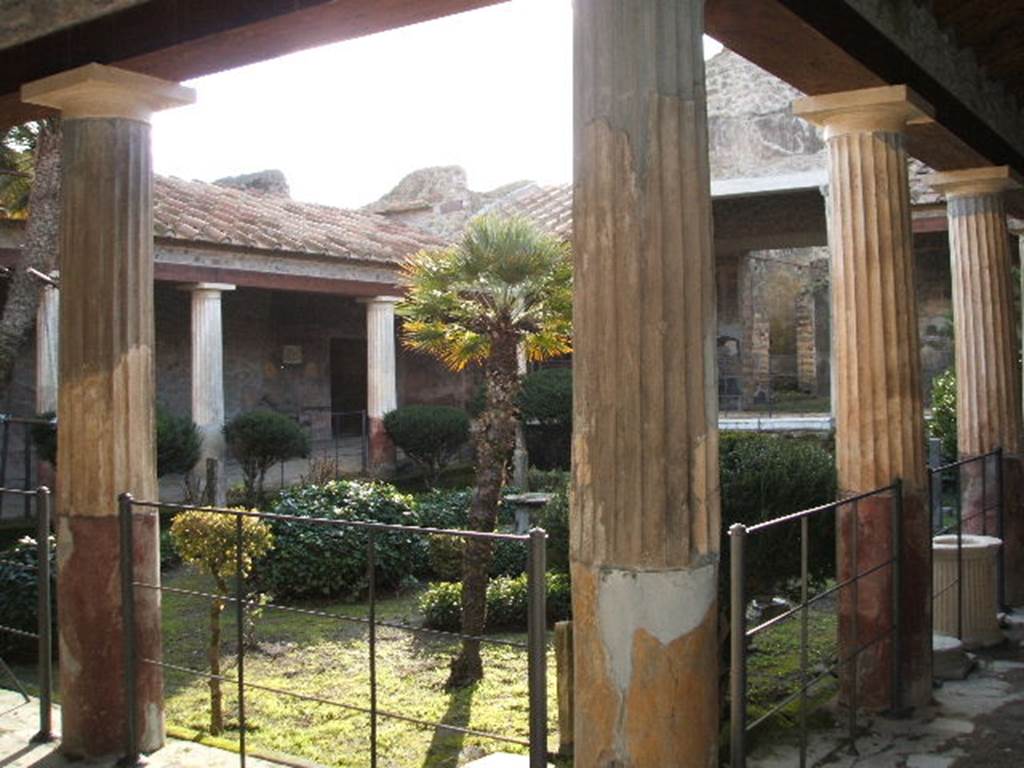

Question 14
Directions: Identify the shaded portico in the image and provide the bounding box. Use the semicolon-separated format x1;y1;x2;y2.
4;0;1024;765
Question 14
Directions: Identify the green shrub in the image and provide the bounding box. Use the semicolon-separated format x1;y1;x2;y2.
31;412;56;466
0;535;56;657
157;407;201;477
384;405;470;485
720;432;837;597
419;572;572;632
930;368;957;461
31;408;201;478
225;410;310;504
415;488;527;579
257;480;419;600
527;468;570;492
537;486;570;574
520;368;572;470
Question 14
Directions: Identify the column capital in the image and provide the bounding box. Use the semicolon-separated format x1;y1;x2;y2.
793;85;933;139
177;282;236;294
357;295;403;306
926;166;1022;199
21;63;194;123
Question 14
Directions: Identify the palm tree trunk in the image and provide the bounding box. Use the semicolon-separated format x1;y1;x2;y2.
0;121;61;402
447;335;520;688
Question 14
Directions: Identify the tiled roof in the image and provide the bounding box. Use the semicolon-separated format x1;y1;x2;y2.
153;176;443;264
484;183;573;240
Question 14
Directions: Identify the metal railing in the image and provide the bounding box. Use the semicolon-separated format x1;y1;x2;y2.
119;495;549;767
729;480;902;768
296;408;369;476
927;448;1004;636
0;414;53;520
0;485;53;743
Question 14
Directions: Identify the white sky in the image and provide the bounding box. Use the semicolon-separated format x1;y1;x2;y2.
151;0;721;209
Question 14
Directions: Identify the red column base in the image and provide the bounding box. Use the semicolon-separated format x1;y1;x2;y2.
57;512;164;758
838;488;930;711
367;417;396;478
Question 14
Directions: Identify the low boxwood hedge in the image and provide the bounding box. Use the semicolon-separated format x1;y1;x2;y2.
419;571;571;632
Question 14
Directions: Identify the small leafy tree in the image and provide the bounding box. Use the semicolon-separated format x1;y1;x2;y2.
170;510;274;735
400;215;572;687
930;368;957;461
156;407;201;477
384;405;470;485
224;410;310;504
519;367;572;470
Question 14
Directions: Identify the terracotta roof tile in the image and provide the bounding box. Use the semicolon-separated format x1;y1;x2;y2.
153;176;443;264
484;183;573;240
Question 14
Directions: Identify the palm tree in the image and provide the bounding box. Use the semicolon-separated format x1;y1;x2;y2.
0;119;61;399
400;215;572;687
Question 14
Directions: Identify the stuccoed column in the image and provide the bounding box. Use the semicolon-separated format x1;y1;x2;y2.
35;275;59;415
795;85;932;709
361;296;400;476
183;283;235;505
22;63;194;759
928;167;1024;603
573;1;720;764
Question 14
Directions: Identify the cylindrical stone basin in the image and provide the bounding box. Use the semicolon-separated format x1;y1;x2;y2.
932;534;1003;648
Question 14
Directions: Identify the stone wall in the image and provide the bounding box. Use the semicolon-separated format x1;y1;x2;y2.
154;283;470;439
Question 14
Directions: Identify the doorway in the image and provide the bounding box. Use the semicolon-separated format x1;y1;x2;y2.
329;337;367;437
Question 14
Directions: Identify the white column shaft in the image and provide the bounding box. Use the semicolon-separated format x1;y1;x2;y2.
35;284;59;415
365;299;398;419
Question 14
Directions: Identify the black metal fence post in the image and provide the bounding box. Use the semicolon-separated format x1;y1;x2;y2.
799;515;809;768
22;426;31;519
118;492;139;765
368;530;378;768
235;512;247;767
527;527;547;768
729;523;747;768
33;486;52;743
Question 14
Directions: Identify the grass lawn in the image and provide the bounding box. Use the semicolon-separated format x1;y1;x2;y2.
159;567;564;768
743;604;839;749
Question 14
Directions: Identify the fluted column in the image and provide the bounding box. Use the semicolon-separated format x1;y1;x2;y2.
183;283;234;505
795;85;933;709
360;296;400;476
929;167;1024;603
35;276;59;415
929;167;1021;456
573;1;719;764
23;64;194;759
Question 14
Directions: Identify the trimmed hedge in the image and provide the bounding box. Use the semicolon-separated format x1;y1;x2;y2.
384;405;469;484
520;368;572;471
720;431;837;597
419;571;571;632
157;407;202;477
417;488;527;580
256;480;419;600
225;410;310;504
31;407;201;478
0;535;55;657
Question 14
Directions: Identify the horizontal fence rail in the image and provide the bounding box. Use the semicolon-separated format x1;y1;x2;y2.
927;448;1004;642
729;480;902;768
0;485;53;743
119;495;548;768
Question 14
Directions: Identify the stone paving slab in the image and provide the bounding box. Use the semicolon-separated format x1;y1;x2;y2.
748;652;1024;767
0;691;278;767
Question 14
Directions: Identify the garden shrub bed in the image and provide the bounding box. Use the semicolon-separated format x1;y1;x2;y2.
419;571;571;632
